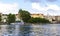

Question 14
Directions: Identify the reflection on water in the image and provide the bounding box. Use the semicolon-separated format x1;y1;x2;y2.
20;24;60;36
0;24;60;36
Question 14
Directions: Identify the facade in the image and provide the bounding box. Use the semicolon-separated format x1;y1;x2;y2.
55;16;60;21
2;14;8;22
44;15;60;23
30;14;44;18
44;16;56;22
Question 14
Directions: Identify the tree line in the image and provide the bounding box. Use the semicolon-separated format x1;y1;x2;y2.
0;13;16;24
0;9;50;24
18;9;50;23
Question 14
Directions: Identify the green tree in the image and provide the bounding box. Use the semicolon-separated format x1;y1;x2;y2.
7;13;16;24
18;9;31;22
28;17;50;23
0;14;1;22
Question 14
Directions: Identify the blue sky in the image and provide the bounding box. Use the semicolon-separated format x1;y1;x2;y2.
0;0;60;15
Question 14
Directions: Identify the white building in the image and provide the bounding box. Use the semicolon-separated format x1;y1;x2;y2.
2;14;7;23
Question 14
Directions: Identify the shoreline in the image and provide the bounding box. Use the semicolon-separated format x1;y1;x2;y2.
0;22;60;25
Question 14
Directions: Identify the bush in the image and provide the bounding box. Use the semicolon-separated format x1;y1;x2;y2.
28;17;50;23
7;13;16;24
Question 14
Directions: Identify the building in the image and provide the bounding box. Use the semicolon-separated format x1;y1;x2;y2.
15;14;20;21
44;15;60;23
55;16;60;21
30;14;44;18
44;15;55;21
2;14;8;22
0;13;8;22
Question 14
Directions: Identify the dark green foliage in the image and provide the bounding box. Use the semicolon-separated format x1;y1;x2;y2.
0;14;1;22
18;9;50;23
28;17;50;23
18;9;31;22
7;13;16;24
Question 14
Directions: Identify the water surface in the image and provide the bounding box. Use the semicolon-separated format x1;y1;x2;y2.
0;24;60;36
21;24;60;36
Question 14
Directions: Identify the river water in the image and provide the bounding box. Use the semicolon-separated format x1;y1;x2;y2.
0;24;60;36
30;24;60;36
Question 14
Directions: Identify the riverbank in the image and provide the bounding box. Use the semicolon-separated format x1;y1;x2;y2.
0;22;60;25
24;22;60;25
0;22;8;25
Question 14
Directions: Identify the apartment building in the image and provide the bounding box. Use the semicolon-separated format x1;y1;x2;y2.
2;14;8;22
30;14;44;18
55;16;60;22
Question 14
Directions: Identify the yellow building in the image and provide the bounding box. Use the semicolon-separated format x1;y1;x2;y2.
30;14;44;18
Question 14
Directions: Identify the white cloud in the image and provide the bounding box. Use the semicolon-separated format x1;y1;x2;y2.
32;3;60;11
32;3;48;11
0;2;19;14
31;3;60;15
48;4;60;10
